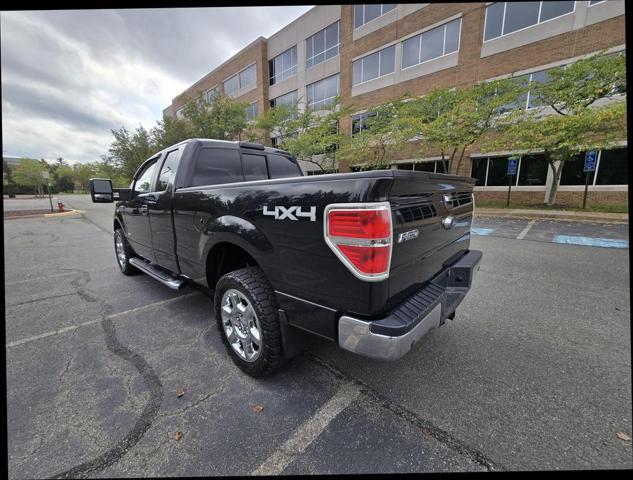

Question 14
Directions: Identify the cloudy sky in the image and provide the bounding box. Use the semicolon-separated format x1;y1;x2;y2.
1;6;313;164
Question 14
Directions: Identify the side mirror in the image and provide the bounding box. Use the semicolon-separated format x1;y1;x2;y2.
89;178;113;203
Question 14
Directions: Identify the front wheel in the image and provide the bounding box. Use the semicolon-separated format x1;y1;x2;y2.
214;267;285;377
114;228;137;275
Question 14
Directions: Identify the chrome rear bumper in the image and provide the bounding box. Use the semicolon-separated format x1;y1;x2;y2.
338;249;482;360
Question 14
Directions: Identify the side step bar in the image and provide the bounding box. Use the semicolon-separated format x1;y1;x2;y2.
129;257;186;290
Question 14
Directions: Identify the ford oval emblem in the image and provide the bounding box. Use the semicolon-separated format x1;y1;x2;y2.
442;216;454;230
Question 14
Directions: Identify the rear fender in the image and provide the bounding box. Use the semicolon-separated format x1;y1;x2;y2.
199;214;272;265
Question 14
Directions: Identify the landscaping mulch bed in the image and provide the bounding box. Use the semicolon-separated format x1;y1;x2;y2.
3;209;53;219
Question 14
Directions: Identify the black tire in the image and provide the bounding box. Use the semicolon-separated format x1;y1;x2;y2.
214;267;285;377
114;228;138;275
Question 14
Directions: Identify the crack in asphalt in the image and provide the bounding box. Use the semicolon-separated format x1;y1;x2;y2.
304;352;504;472
49;268;165;479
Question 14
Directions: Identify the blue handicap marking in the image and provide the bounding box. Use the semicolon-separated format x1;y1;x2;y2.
584;150;597;173
471;227;495;236
553;235;629;249
507;158;518;176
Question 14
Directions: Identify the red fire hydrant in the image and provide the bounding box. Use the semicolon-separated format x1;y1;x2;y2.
57;200;65;213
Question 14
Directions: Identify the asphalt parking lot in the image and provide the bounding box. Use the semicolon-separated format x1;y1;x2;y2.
5;195;632;477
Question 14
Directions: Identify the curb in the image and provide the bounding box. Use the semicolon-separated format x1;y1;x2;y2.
44;209;82;218
3;210;82;220
475;209;629;224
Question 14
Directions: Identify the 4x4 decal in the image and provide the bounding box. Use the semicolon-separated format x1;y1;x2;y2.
263;205;316;221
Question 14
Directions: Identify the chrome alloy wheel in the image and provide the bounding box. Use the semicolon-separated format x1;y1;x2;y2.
221;289;262;362
115;233;126;268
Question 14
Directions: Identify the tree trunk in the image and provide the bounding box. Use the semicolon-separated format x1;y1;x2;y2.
455;146;467;176
448;147;457;174
546;161;563;206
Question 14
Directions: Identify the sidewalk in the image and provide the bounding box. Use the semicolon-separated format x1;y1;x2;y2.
476;207;629;223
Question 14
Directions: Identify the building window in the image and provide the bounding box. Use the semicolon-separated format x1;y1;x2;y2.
223;75;239;96
351;111;377;135
306;74;339;111
596;147;627;185
560;151;595;185
471;155;548;186
239;64;257;89
245;102;258;121
498;68;551;113
270;90;298;110
401;18;461;70
484;2;576;42
353;45;396;85
517;154;548;185
397;161;447;173
206;87;219;103
354;4;396;28
470;157;488;186
270;46;297;85
224;64;256;97
306;21;339;69
175;107;185;119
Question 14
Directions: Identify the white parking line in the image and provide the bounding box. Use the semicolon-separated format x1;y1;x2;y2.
516;220;537;240
251;382;361;476
6;293;201;348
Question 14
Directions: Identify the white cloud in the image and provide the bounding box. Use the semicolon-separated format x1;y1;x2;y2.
1;6;313;163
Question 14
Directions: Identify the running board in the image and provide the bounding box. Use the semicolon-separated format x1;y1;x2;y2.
129;257;186;290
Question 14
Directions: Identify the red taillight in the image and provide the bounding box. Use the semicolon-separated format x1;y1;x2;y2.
328;210;391;239
324;203;392;281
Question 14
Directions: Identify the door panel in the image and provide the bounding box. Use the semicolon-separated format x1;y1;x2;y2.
149;147;183;273
124;158;160;261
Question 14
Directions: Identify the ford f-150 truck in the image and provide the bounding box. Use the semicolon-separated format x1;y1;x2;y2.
89;138;482;377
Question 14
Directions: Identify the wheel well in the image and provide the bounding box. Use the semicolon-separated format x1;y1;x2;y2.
114;219;121;231
206;242;259;290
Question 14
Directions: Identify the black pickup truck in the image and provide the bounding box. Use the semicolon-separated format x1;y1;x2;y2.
90;139;482;376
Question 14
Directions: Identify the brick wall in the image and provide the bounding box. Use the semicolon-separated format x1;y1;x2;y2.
475;190;628;206
168;37;268;114
338;2;626;178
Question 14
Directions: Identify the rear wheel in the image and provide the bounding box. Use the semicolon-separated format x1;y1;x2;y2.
114;228;137;275
214;267;285;377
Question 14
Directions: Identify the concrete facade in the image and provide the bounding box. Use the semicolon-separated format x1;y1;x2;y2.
163;2;627;202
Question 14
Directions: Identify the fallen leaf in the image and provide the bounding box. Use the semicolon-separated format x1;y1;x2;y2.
252;404;264;413
175;431;183;441
176;387;186;398
616;432;631;441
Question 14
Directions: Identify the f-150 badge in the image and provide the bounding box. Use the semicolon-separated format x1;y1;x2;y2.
263;205;316;221
398;229;419;243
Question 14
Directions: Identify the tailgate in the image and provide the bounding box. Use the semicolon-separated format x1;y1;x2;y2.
387;171;475;308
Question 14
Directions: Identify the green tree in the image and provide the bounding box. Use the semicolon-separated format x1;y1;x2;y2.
108;125;154;180
500;51;627;205
179;93;249;140
12;158;47;196
250;101;300;147
266;98;353;172
150;115;193;152
337;97;412;171
402;76;529;175
72;162;97;193
53;164;75;192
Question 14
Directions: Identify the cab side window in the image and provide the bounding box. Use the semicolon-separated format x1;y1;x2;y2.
242;153;268;181
134;160;158;194
191;148;243;186
267;153;302;178
157;149;181;191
